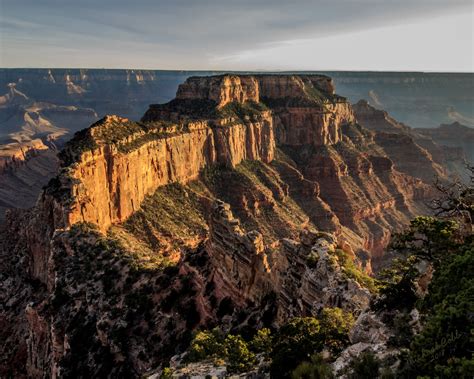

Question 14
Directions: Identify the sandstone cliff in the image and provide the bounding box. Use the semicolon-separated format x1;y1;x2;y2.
47;111;274;233
415;122;474;163
2;74;452;378
25;74;441;285
353;100;468;183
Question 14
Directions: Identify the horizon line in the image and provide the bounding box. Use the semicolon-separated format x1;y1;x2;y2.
1;67;473;75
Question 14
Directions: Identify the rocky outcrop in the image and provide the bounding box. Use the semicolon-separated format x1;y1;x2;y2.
24;74;444;284
207;200;371;322
415;122;474;163
0;143;59;222
207;201;273;304
5;73;460;377
352;100;409;134
353;100;446;183
47;112;274;234
175;75;260;108
144;74;354;147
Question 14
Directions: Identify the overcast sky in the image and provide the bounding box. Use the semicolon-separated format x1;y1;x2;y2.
1;0;473;71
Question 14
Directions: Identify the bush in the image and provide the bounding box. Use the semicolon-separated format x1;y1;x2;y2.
349;352;380;378
250;328;272;354
187;328;225;362
402;241;474;377
390;216;460;266
270;317;323;379
387;312;413;348
319;308;354;354
291;354;334;379
160;367;173;379
224;335;256;373
306;252;319;268
334;249;378;293
372;255;419;312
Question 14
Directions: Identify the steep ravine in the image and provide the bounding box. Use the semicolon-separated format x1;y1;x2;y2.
1;74;448;377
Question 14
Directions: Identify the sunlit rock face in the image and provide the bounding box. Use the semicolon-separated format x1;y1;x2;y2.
3;73;463;378
24;73;445;287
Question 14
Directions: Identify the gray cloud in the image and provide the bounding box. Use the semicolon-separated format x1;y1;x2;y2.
1;0;472;69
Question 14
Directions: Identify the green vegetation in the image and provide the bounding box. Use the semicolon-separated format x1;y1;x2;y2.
123;182;207;251
224;335;256;373
58;127;99;166
306;251;320;268
50;222;171;377
371;210;474;377
390;216;461;265
160;367;173;379
271;311;354;378
291;354;334;379
186;309;353;377
187;328;226;362
148;98;268;125
400;237;474;377
216;101;269;121
249;328;272;354
198;159;311;242
318;308;354;355
348;352;381;379
334;249;378;293
372;255;419;312
270;317;323;379
186;328;256;374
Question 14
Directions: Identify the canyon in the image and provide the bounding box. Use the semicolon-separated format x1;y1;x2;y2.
1;69;471;221
0;73;471;378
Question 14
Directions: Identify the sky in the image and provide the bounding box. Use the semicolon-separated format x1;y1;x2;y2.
0;0;473;72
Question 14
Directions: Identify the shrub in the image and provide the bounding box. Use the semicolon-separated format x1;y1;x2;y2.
224;335;256;373
387;312;413;348
160;367;173;379
372;255;419;312
291;354;334;379
349;352;380;378
334;249;378;293
250;328;272;354
270;317;323;379
319;307;354;354
402;241;474;378
187;328;225;362
306;252;319;268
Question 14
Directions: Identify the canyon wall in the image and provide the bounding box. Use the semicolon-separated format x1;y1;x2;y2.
48;113;274;233
4;73;460;377
25;74;442;285
51;74;357;235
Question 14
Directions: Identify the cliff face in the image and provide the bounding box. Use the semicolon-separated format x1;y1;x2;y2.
47;112;274;234
39;74;352;238
207;200;371;322
155;74;353;147
3;74;454;377
353;100;468;183
0;142;59;222
415;122;474;163
176;75;260;107
26;74;440;284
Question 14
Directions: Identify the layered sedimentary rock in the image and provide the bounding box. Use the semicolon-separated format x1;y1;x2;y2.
352;100;410;134
207;200;371;323
4;74;458;377
353;100;469;183
46;112;274;234
24;74;443;285
415;122;474;163
0;142;59;222
175;75;260;107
